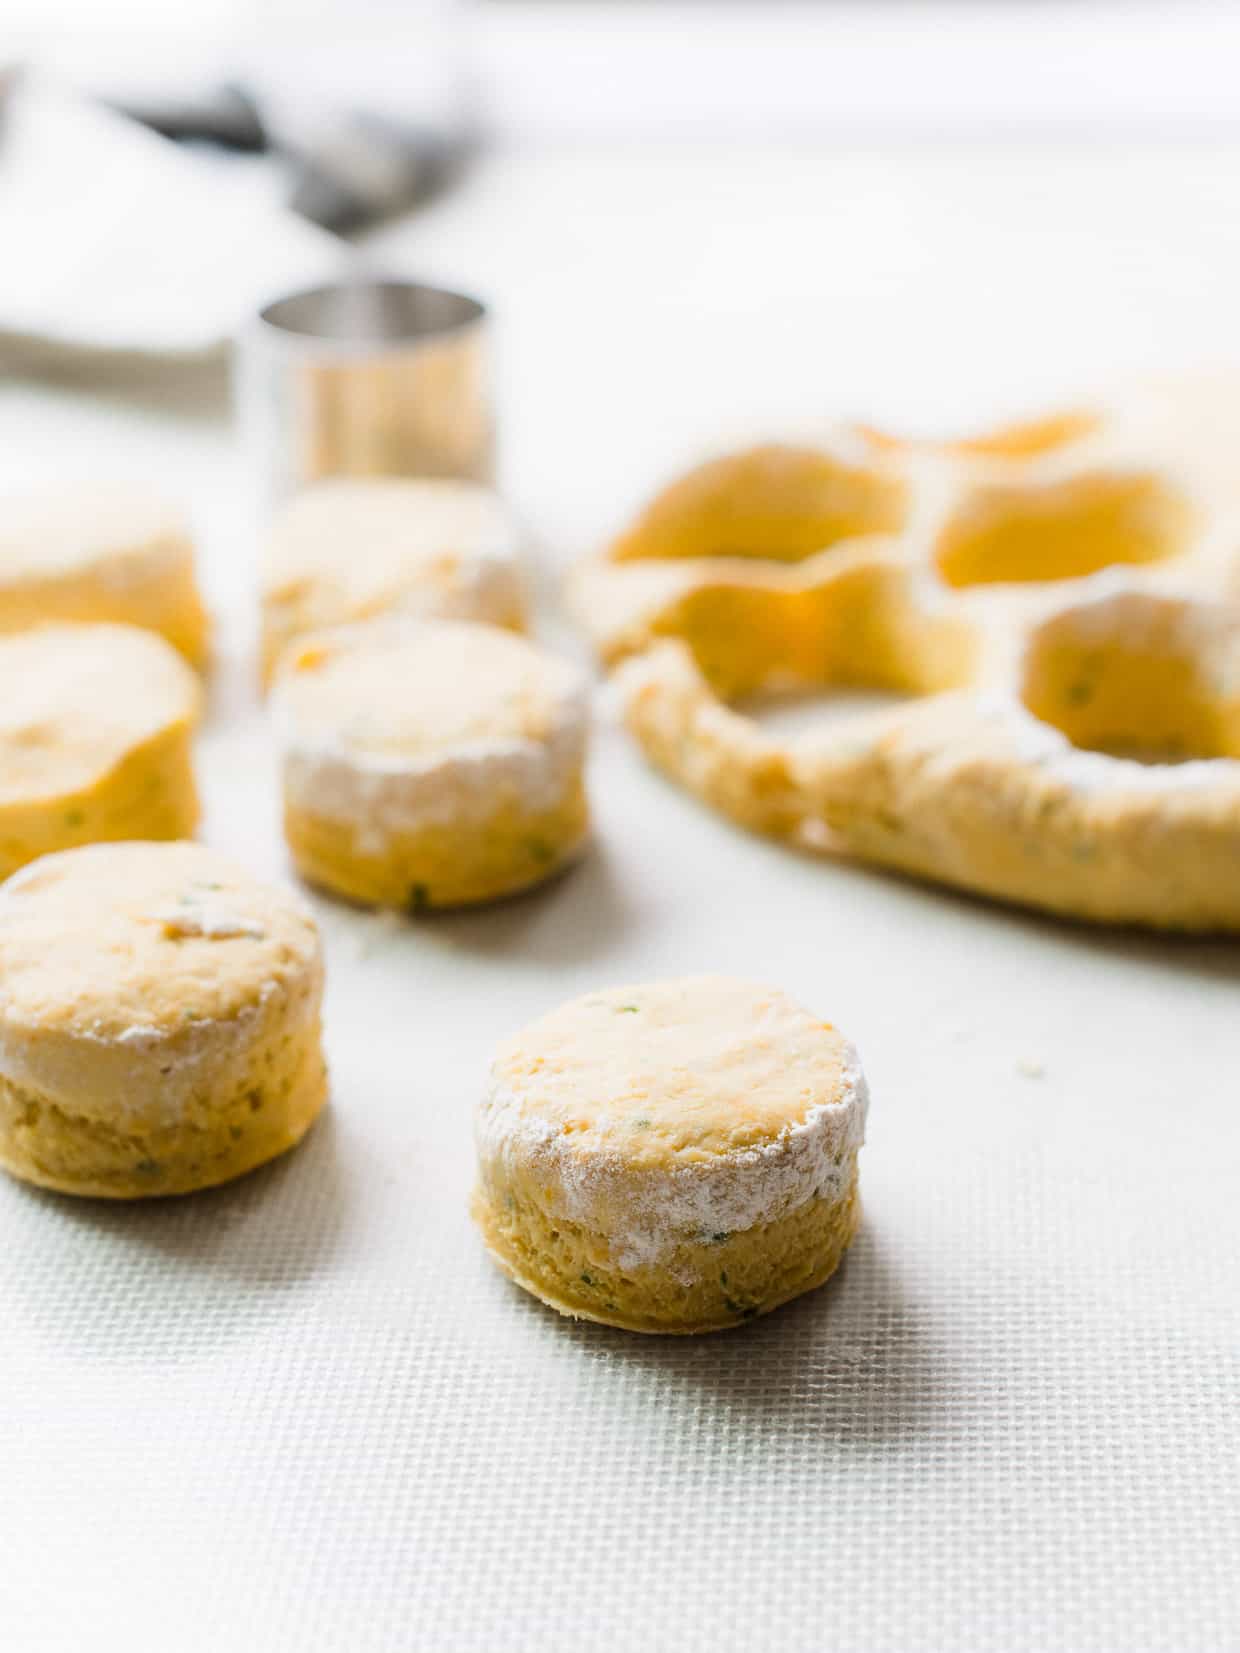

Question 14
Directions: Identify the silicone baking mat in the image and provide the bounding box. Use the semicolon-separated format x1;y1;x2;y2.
4;132;1240;1653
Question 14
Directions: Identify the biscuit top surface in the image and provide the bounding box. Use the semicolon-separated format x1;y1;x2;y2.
0;624;200;805
274;621;585;762
487;976;860;1169
0;483;187;579
264;479;513;604
0;842;321;1040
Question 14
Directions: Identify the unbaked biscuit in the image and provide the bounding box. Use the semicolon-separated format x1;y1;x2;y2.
0;623;201;880
0;841;328;1198
0;482;209;665
272;619;590;909
259;478;526;683
472;977;868;1334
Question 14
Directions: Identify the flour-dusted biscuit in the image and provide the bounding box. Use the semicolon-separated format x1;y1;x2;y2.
0;623;201;879
272;620;590;909
259;478;526;683
0;482;209;665
0;842;328;1198
473;977;868;1334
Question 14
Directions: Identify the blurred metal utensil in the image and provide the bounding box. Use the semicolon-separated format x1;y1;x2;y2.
237;276;494;505
111;84;467;232
105;83;267;152
287;111;464;234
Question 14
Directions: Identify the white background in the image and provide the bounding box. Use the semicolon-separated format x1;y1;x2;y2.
2;11;1240;1651
13;2;1240;138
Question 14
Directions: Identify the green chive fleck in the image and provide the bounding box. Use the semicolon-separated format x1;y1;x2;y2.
63;809;84;828
409;884;431;915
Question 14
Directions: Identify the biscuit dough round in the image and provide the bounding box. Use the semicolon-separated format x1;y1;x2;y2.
260;478;526;683
0;623;202;879
472;977;868;1334
0;482;209;665
0;841;328;1198
272;620;590;909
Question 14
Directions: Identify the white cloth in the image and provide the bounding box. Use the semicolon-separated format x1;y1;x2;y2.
0;80;340;360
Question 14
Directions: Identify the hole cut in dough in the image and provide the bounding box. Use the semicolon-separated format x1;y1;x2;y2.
857;407;1101;462
640;553;980;700
740;683;918;741
607;443;909;564
1021;589;1240;765
934;469;1198;589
